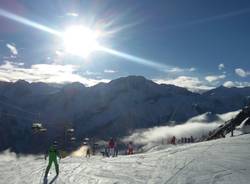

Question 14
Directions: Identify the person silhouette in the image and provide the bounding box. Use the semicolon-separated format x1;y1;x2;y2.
44;141;61;178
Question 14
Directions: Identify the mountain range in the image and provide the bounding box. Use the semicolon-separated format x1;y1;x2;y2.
0;75;250;153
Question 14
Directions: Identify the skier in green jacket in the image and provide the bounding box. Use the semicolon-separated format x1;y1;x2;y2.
44;141;61;177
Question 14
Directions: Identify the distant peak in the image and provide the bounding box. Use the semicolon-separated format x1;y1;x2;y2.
116;75;146;81
110;75;150;84
64;82;85;88
62;82;86;94
14;80;30;86
217;85;227;89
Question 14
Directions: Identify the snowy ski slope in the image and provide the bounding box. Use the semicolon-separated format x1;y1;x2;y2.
0;134;250;184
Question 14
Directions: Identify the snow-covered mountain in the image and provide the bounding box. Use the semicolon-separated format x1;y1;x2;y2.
0;76;250;153
0;133;250;184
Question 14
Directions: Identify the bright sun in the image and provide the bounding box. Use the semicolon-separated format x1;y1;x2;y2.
63;25;100;58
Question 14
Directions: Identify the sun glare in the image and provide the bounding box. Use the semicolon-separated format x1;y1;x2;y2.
63;25;100;58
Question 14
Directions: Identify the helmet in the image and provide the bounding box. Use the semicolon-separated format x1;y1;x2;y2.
53;141;58;146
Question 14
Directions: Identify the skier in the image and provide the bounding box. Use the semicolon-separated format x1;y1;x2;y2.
44;141;61;178
171;136;176;145
181;137;184;143
104;146;109;157
184;137;187;143
230;123;235;137
127;142;134;155
114;141;118;157
108;138;115;157
86;146;91;158
190;136;194;143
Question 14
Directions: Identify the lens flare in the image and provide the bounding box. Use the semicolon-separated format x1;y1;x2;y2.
99;46;169;71
0;8;61;36
63;25;100;58
0;8;170;71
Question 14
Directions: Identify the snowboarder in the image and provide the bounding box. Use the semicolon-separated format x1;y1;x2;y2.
44;141;61;178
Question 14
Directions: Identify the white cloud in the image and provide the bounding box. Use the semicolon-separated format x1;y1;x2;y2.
205;74;226;83
55;50;64;56
17;62;24;66
0;61;109;86
124;110;238;147
83;70;100;76
218;63;225;70
223;81;235;88
223;81;250;88
235;68;250;77
154;76;214;93
189;67;196;72
165;67;196;73
104;69;117;73
6;43;18;55
66;12;79;17
1;60;17;69
124;122;220;145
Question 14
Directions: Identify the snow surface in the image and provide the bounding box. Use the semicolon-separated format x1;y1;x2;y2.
1;134;250;184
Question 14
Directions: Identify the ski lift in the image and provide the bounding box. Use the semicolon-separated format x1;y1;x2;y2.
67;128;74;133
84;137;90;141
39;128;47;132
32;123;47;133
70;137;76;141
32;123;42;129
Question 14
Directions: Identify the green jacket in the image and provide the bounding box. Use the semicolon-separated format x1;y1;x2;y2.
46;146;61;161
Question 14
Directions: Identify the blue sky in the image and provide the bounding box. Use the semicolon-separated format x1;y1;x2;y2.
0;0;249;92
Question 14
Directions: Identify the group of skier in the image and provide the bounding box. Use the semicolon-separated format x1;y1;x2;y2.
43;138;134;181
167;135;195;145
179;136;195;143
101;138;134;157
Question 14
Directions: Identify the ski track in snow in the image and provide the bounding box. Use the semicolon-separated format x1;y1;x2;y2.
1;134;250;184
